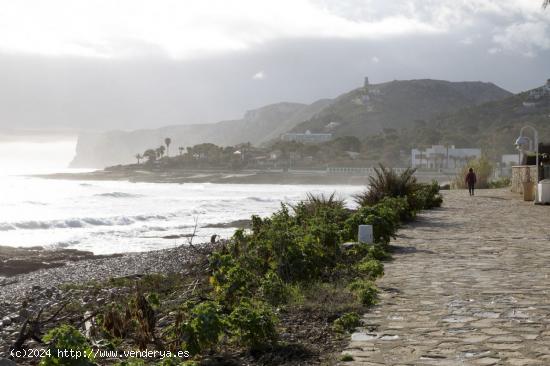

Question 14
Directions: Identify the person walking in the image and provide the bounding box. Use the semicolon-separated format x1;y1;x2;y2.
465;168;477;196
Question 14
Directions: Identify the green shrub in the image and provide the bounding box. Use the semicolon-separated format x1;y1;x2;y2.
408;181;442;210
209;253;257;305
174;301;225;355
115;359;145;366
354;164;417;206
344;205;399;245
340;354;354;362
157;358;193;366
291;192;347;224
333;312;361;333
228;300;278;350
233;204;344;283
40;324;95;366
488;177;511;188
259;271;289;305
367;244;392;261
353;165;442;213
379;196;415;221
357;258;384;280
348;279;378;306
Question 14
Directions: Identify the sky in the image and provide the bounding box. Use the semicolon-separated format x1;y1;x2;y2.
0;0;549;131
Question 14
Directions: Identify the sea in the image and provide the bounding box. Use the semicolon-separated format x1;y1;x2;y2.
0;138;361;254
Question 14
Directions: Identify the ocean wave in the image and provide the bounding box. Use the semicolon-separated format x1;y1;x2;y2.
23;201;48;206
0;223;15;231
1;213;170;231
51;240;80;248
94;192;143;198
246;196;277;202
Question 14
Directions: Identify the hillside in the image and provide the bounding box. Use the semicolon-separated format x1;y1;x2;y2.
291;79;512;138
70;79;513;168
356;85;550;164
430;91;550;158
70;100;332;168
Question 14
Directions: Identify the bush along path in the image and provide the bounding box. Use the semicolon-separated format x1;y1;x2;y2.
4;165;442;366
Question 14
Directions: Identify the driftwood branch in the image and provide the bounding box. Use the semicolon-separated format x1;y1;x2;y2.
186;216;200;249
9;299;72;356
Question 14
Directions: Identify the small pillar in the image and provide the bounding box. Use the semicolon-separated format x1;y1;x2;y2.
358;225;373;244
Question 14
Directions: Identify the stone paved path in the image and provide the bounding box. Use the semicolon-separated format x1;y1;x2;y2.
340;189;550;366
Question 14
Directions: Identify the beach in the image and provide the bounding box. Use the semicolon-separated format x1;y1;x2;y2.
0;244;205;351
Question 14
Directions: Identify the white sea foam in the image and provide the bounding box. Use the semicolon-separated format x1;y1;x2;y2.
0;170;360;254
94;192;144;198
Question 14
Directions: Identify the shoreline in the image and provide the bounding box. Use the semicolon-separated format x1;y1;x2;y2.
0;243;205;306
0;245;120;278
0;243;212;359
33;168;453;185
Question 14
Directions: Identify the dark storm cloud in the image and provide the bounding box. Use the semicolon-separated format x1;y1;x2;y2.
1;34;548;132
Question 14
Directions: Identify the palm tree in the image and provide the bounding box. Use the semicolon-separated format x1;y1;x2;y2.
179;146;184;156
135;153;142;164
164;137;172;156
159;145;166;158
544;0;549;8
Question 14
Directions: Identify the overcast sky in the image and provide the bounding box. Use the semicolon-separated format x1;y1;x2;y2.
0;0;549;131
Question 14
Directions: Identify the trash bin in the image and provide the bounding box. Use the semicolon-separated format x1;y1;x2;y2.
523;182;535;201
537;179;550;204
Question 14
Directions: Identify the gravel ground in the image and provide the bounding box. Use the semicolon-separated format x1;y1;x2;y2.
0;244;206;307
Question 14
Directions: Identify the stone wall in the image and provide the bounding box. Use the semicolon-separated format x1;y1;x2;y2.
511;165;537;193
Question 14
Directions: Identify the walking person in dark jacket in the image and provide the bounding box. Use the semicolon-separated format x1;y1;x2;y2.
465;168;477;196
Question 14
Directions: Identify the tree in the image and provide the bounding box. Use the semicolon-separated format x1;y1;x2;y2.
155;146;166;159
143;149;157;162
164;137;172;156
135;153;142;164
178;146;184;156
544;0;549;9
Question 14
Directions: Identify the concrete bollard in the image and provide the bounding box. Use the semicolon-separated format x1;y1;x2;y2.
358;225;373;244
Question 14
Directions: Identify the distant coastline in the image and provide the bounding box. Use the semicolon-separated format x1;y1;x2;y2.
35;168;454;185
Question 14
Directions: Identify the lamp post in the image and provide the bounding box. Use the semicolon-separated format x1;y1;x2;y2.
515;125;539;200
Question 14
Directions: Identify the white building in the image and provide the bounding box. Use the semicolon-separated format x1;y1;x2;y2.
325;121;341;131
281;130;332;143
411;145;481;169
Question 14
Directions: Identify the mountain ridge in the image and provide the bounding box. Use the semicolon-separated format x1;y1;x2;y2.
290;79;512;138
70;79;513;168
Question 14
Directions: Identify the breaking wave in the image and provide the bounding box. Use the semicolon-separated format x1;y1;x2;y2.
94;192;143;198
0;214;169;231
246;196;277;202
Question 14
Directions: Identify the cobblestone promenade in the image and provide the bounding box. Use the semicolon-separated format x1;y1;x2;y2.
341;189;550;366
